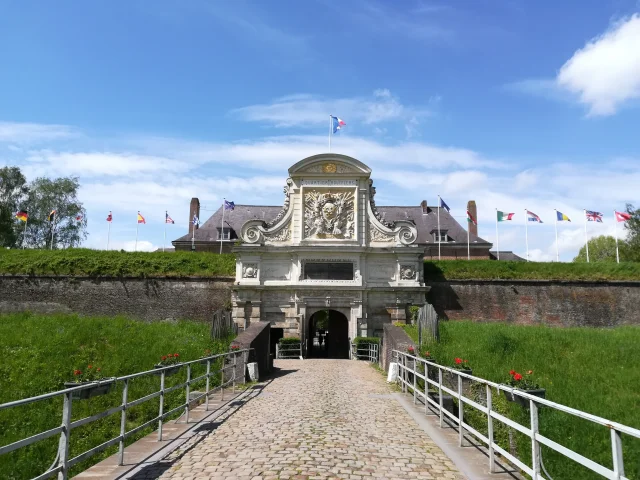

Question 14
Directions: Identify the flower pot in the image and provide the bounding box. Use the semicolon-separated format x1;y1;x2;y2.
505;388;546;408
64;378;115;400
153;364;182;376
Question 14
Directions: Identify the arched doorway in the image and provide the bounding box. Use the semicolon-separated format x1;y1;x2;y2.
308;309;350;359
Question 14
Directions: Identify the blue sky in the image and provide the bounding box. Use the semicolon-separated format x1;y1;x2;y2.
1;0;639;259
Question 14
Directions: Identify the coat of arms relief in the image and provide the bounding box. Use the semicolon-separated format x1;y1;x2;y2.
304;190;355;239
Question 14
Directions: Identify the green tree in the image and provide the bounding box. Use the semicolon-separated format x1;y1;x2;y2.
21;176;87;249
0;167;28;248
573;235;622;262
621;203;640;262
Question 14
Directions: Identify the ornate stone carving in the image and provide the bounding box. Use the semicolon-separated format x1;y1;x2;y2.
242;263;258;278
323;163;337;173
369;225;394;242
266;178;293;228
265;222;291;243
299;162;357;174
304;190;355;239
368;180;393;228
336;164;357;173
400;265;416;280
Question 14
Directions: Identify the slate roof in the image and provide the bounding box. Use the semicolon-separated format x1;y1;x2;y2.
173;204;492;246
489;251;526;261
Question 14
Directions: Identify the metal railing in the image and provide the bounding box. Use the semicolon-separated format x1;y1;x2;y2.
276;343;302;359
393;350;640;480
0;349;251;480
350;342;379;363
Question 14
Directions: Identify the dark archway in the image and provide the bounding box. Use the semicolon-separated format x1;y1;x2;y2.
308;309;350;359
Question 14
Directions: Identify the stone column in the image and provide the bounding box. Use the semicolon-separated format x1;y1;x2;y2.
386;306;407;323
249;301;262;324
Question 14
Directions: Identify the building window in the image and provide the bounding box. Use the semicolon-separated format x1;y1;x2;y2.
433;230;448;242
304;262;354;280
218;228;231;240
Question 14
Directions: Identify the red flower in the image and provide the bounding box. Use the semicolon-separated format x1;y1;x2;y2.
88;365;93;369
161;356;167;361
514;373;523;381
455;358;462;364
464;360;468;363
74;370;82;376
97;368;101;372
425;351;431;357
174;353;179;357
527;370;533;375
509;370;515;376
408;346;414;352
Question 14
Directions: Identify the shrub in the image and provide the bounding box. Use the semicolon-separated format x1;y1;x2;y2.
353;337;380;346
278;337;301;345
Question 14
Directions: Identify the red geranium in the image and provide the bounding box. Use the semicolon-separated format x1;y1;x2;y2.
505;369;540;390
509;369;515;375
455;357;462;364
513;373;523;381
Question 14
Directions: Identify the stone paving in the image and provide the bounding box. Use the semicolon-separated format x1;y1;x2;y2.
140;359;464;480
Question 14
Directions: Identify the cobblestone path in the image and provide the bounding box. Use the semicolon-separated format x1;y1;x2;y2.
147;359;464;480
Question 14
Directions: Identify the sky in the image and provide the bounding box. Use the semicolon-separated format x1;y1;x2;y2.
1;0;639;259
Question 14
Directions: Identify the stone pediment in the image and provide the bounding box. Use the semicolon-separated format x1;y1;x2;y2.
289;154;372;176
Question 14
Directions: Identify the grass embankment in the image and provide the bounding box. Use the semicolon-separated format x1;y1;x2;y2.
425;260;640;281
0;313;234;479
403;322;640;480
0;249;236;277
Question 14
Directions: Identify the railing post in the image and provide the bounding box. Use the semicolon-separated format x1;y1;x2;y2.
275;344;279;359
205;359;211;411
424;360;428;414
413;357;417;404
57;391;72;480
530;399;541;478
486;385;495;473
118;379;129;466
221;357;225;401
232;352;237;393
185;364;191;423
438;368;444;428
158;371;165;441
611;428;625;479
458;374;464;446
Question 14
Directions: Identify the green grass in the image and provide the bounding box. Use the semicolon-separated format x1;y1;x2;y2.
0;313;234;479
425;260;640;281
0;249;236;277
403;321;640;480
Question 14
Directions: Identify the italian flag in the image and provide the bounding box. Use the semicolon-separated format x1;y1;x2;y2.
497;211;514;222
466;210;477;225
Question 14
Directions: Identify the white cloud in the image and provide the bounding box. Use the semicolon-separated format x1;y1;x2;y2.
230;90;432;129
0;121;78;144
557;14;640;116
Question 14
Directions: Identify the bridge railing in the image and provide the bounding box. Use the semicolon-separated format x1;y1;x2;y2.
350;343;379;363
0;348;252;480
393;349;639;480
276;343;302;359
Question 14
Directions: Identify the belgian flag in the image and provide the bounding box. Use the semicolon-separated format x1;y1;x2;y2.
48;210;56;222
15;211;28;222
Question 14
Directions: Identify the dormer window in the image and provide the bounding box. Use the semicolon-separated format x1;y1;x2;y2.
218;228;232;240
433;230;449;242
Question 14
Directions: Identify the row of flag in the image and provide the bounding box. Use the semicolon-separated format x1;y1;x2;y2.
15;210;83;223
493;208;632;224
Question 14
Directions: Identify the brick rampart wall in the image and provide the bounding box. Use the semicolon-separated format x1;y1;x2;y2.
0;276;234;322
231;321;271;381
427;280;640;327
382;324;416;373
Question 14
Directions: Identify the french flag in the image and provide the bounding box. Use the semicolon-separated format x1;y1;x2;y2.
331;116;346;133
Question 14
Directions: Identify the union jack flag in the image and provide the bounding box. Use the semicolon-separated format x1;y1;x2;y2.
585;210;603;222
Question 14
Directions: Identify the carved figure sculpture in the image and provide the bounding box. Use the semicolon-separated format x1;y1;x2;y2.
304;190;355;239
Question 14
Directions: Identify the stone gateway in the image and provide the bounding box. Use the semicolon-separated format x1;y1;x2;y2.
231;154;428;357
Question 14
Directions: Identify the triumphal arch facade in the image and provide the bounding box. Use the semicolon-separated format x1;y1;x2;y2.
231;153;427;357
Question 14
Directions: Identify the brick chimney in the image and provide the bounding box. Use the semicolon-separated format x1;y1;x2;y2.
189;197;200;236
467;200;478;237
420;200;428;214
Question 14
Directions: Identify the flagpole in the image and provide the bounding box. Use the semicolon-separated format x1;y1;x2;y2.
163;211;167;253
107;217;111;251
22;216;28;249
495;208;499;261
191;217;195;251
614;210;619;264
329;115;332;153
220;199;225;254
524;208;529;262
135;212;139;252
50;217;55;250
554;209;559;262
584;209;589;263
437;195;441;261
467;222;470;261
